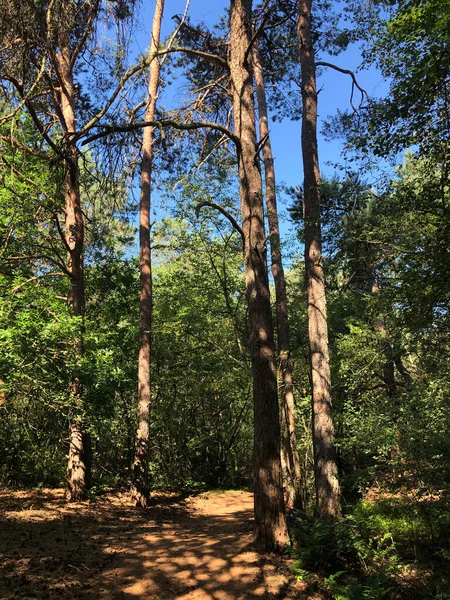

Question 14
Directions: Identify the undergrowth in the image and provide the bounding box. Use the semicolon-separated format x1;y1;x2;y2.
290;494;450;599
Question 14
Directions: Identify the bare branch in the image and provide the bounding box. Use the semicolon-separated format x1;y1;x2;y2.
73;61;148;140
54;213;72;254
160;0;191;67
316;61;369;110
195;201;244;242
81;118;240;147
70;1;100;69
156;46;229;69
12;272;67;293
4;77;60;154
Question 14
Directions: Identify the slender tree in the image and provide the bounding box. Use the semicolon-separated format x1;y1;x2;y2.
252;40;302;510
1;1;100;500
0;0;140;500
56;26;92;500
229;0;288;550
131;0;165;507
297;0;341;518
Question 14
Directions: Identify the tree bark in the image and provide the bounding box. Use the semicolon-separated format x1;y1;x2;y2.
131;0;165;508
252;41;302;510
57;35;90;501
297;0;341;519
229;0;288;550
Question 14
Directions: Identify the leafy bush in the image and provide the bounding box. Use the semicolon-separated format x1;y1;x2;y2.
291;496;450;599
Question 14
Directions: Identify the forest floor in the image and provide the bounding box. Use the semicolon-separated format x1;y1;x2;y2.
0;488;312;600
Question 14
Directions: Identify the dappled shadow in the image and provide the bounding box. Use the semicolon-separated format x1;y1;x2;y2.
0;489;305;599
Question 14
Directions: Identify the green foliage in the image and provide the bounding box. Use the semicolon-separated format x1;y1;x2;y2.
0;11;449;600
0;281;77;486
0;185;254;491
293;496;450;599
328;0;450;158
289;150;450;596
368;0;450;155
290;149;450;496
148;216;252;489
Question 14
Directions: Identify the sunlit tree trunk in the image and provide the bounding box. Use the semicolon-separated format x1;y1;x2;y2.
297;0;341;519
252;41;302;510
229;0;288;550
131;0;165;507
57;34;91;501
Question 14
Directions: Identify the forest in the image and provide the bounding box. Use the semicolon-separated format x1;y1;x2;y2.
0;0;449;598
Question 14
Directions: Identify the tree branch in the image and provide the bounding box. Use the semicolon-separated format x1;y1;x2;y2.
12;271;67;293
70;1;100;69
160;0;191;67
4;254;71;276
316;62;369;111
4;76;60;154
81;119;240;148
156;46;229;69
54;213;72;254
73;61;148;141
195;201;244;242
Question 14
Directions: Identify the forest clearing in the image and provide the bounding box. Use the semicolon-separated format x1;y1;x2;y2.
1;0;449;598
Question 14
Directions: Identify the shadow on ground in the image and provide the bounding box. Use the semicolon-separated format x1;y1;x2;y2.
0;488;307;600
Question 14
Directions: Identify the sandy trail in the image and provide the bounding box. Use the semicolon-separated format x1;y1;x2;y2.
0;489;307;599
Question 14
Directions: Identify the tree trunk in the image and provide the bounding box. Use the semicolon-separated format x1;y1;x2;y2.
229;0;288;551
371;281;397;395
252;41;302;510
131;0;165;508
57;36;90;501
297;0;341;519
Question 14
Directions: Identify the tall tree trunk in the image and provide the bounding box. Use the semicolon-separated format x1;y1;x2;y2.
252;41;302;510
297;0;341;519
371;280;397;396
131;0;164;508
229;0;288;551
57;36;90;501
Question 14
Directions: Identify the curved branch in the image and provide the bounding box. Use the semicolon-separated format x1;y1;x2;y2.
75;46;227;142
195;201;244;242
160;0;191;70
81;119;240;148
316;61;369;110
4;254;71;276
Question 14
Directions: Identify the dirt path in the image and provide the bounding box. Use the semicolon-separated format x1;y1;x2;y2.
0;489;307;600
